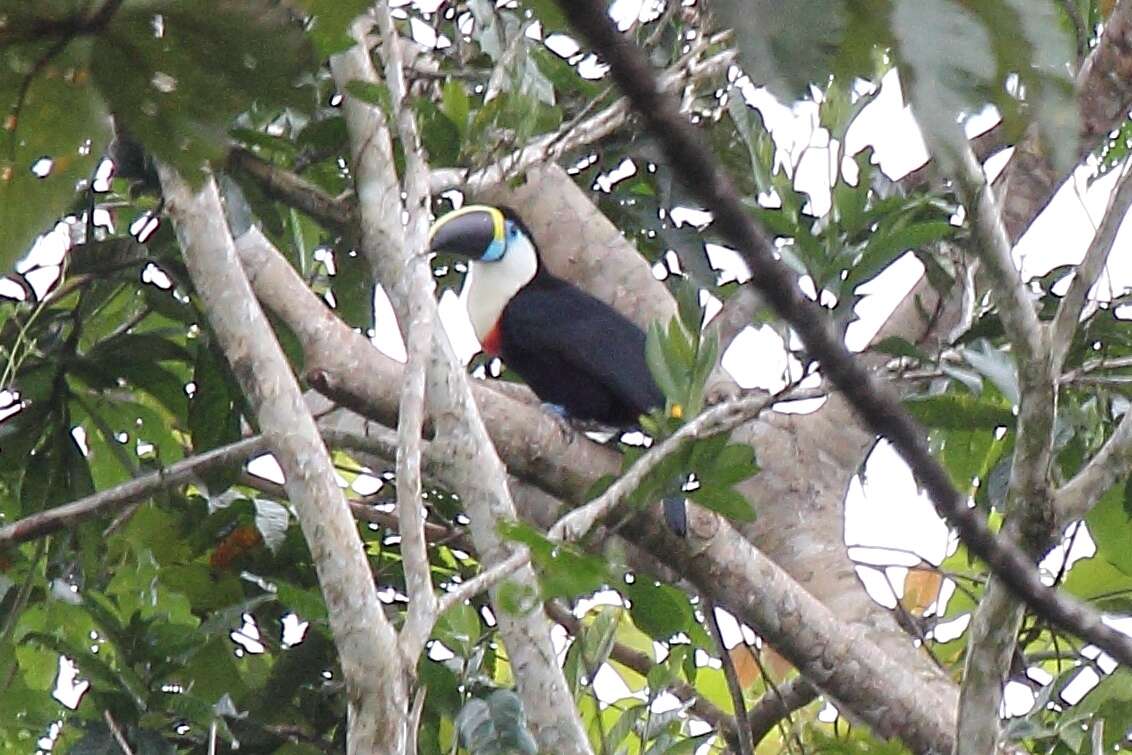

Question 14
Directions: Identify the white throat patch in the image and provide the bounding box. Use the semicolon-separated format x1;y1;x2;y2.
463;232;538;343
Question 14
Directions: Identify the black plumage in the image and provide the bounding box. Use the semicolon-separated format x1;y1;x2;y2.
497;271;664;426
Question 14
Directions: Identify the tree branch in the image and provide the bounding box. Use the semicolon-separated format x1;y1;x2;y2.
554;0;1132;671
704;599;754;755
227;148;354;232
0;436;267;546
550;385;817;542
1050;161;1132;369
1055;407;1132;525
329;15;593;752
368;0;439;664
156;166;404;752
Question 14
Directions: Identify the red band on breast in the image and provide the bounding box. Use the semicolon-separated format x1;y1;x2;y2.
482;321;503;356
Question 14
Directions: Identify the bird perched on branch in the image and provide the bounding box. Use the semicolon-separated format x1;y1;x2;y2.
429;204;686;535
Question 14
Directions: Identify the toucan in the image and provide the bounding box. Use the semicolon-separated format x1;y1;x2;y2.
428;204;687;535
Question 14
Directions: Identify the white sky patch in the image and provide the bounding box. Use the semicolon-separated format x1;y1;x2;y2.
1016;163;1132;296
844;70;929;180
410;16;441;48
372;285;407;362
247;454;285;485
439;288;480;364
844;441;951;564
721;326;790;390
545;33;580;58
282;613;309;647
52;656;89;709
350;473;383;496
846;252;925;351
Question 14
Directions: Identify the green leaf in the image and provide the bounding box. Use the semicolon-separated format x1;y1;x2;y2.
891;0;995;170
441;80;471;137
688;484;756;522
697;442;760;487
295;0;373;59
1087;485;1132;576
414;97;462;167
904;393;1015;429
845;221;956;291
93;0;314;182
580;606;618;672
524;0;569;33
603;703;646;752
872;336;928;361
1;37;110;270
625;578;694;641
188;342;242;491
346;80;392;114
434;601;482;658
646;322;681;403
498;521;609;598
714;0;848;101
456;690;537;755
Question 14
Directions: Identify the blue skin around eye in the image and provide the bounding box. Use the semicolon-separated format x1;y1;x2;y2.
481;220;514;262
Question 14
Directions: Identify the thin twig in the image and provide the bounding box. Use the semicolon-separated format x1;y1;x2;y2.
551;384;818;542
0;436;269;545
704;598;754;755
104;710;135;755
1050;160;1132;369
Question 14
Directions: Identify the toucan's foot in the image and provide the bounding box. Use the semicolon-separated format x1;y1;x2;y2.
663;495;688;537
541;403;577;442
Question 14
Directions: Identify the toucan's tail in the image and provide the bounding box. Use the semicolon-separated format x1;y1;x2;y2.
663;495;687;537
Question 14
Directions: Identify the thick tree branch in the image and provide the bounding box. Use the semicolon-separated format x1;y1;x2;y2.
156;167;404;753
554;0;1132;671
227;148;354;233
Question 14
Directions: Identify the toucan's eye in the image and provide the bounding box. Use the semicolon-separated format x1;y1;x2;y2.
505;221;519;239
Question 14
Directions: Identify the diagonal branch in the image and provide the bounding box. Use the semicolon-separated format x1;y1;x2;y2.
1055;408;1132;525
1050;161;1132;369
0;436;268;546
550;385;818;542
553;0;1132;671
